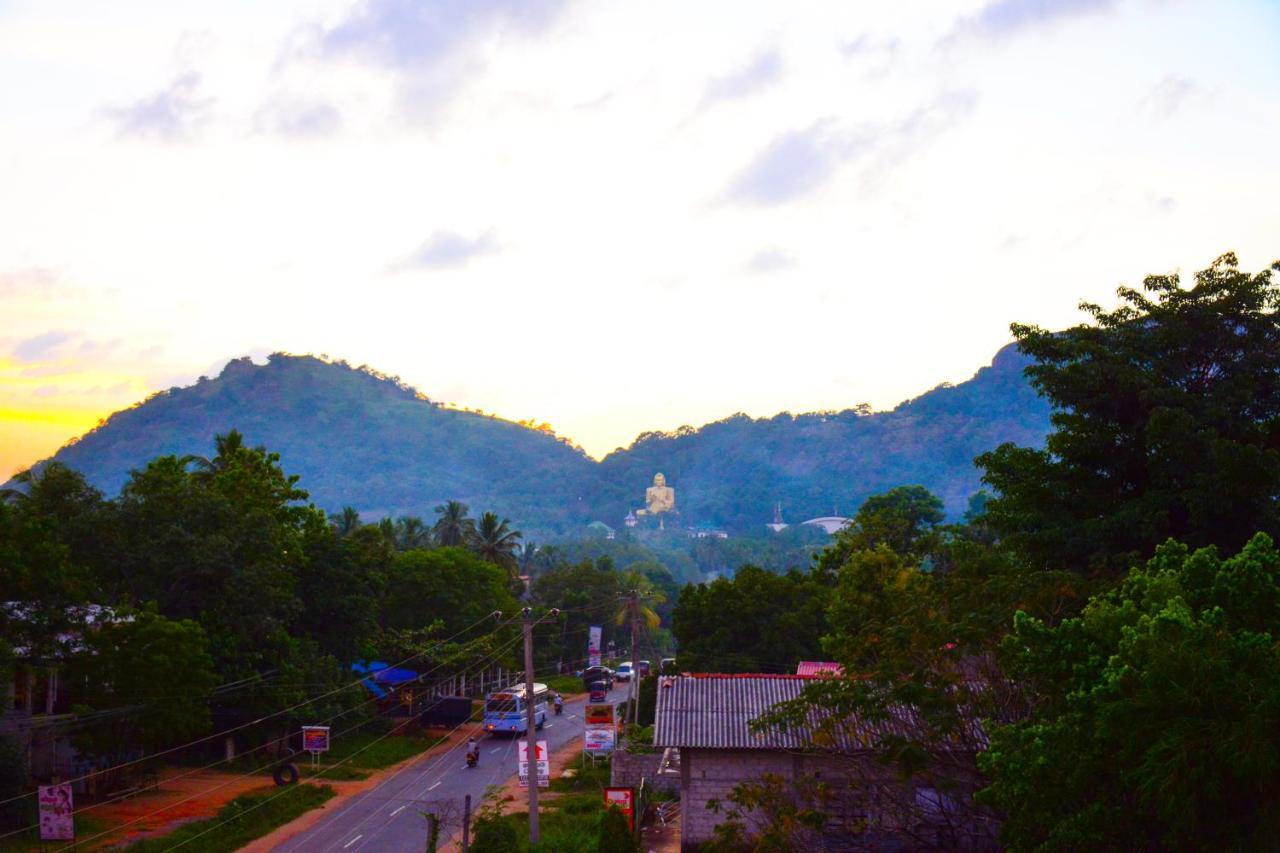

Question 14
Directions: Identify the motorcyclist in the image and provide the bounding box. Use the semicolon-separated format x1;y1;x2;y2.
466;737;479;766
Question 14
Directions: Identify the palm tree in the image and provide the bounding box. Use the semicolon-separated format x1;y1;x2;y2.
432;500;475;547
470;511;522;575
181;429;253;478
376;517;396;546
615;570;667;719
394;516;431;550
332;506;362;538
517;542;540;576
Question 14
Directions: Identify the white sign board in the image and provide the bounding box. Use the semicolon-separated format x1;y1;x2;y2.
517;739;550;788
584;727;615;753
301;725;330;754
588;625;602;667
38;784;74;841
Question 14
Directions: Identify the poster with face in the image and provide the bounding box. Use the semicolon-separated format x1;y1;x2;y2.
38;784;74;841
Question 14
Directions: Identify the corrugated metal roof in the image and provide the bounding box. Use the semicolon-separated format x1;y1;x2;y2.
796;661;845;677
652;674;984;751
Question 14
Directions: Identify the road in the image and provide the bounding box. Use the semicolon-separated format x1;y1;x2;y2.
273;682;630;852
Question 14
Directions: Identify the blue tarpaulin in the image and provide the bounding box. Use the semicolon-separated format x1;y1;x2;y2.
352;661;420;698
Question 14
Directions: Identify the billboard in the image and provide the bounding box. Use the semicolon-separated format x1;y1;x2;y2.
517;739;550;788
302;726;330;753
587;625;602;667
38;784;74;841
604;787;635;830
584;727;615;753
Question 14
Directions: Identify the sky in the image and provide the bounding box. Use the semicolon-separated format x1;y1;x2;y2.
2;0;1278;476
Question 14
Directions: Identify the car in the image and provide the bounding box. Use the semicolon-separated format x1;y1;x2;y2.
614;661;634;682
581;666;614;691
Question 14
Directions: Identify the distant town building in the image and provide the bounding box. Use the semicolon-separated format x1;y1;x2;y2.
587;521;616;540
688;525;728;540
623;510;638;528
801;516;851;535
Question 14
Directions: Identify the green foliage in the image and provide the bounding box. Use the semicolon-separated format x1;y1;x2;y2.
673;566;830;672
67;606;218;757
636;676;657;727
704;773;832;852
0;736;30;832
382;547;518;636
980;253;1280;574
596;806;636;853
531;558;624;667
978;533;1280;850
471;813;522;853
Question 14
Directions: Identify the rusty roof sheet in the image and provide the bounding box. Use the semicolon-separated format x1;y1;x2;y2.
796;661;845;677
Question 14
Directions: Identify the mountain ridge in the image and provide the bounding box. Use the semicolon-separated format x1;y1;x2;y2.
15;344;1052;534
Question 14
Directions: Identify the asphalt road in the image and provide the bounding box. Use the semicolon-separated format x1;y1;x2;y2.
273;682;631;852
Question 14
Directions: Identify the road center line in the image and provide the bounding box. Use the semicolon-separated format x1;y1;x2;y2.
343;835;363;848
490;746;502;753
428;781;442;791
390;805;407;816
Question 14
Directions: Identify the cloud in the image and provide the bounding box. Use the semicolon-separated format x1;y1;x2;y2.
1138;74;1198;121
702;51;782;106
11;331;76;363
392;230;498;271
254;95;343;138
746;248;796;273
103;71;214;141
840;35;900;76
0;267;61;296
725;91;977;206
943;0;1117;44
726;120;859;206
293;0;566;120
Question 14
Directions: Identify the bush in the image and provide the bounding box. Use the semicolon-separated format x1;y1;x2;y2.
0;735;32;832
472;815;522;853
636;676;657;726
596;806;636;853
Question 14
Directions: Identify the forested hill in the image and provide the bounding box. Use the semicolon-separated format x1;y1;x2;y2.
594;343;1052;530
24;345;1052;533
39;354;604;530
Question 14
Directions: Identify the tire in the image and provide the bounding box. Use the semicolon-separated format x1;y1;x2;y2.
273;763;299;786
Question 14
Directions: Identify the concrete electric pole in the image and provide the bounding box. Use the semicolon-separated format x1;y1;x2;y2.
522;606;540;845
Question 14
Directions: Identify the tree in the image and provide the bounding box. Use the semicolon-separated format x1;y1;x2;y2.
470;511;522;576
332;506;362;538
979;252;1280;574
433;500;475;547
381;547;518;637
532;558;623;669
67;607;219;758
672;566;829;673
978;534;1280;850
393;516;431;551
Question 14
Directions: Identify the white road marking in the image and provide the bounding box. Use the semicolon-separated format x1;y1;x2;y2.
428;781;442;791
567;714;577;719
490;746;502;753
390;805;407;816
343;835;363;848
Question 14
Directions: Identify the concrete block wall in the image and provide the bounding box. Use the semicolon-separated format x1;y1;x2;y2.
611;749;679;794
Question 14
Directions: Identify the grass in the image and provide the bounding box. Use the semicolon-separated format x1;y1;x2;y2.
543;675;584;696
472;755;621;852
0;815;110;853
120;783;335;852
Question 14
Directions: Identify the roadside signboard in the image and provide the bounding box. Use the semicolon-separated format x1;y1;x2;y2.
585;703;615;726
604;787;635;830
301;726;330;754
518;739;550;788
584;727;615;753
38;784;74;841
588;626;602;667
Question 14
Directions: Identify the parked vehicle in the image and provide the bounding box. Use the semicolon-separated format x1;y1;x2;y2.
581;666;614;691
637;660;652;677
482;683;549;735
615;661;634;681
660;657;677;674
588;680;609;702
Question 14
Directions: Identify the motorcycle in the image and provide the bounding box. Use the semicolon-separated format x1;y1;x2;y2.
466;749;479;769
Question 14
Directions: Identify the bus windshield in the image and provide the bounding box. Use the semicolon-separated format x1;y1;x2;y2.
486;695;519;714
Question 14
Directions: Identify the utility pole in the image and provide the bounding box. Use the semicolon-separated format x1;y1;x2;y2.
522;607;540;846
461;794;471;852
627;590;639;724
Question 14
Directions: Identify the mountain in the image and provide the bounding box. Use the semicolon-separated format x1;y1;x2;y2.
595;343;1051;530
20;345;1052;534
42;355;603;531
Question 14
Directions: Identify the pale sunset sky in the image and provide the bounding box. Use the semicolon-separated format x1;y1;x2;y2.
2;0;1278;477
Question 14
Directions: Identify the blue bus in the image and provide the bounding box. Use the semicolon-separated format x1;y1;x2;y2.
483;683;549;735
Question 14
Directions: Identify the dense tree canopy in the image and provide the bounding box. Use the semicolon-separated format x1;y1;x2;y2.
979;534;1280;850
980;252;1280;573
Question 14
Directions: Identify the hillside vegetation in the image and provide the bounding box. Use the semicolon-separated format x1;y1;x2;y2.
23;345;1050;533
